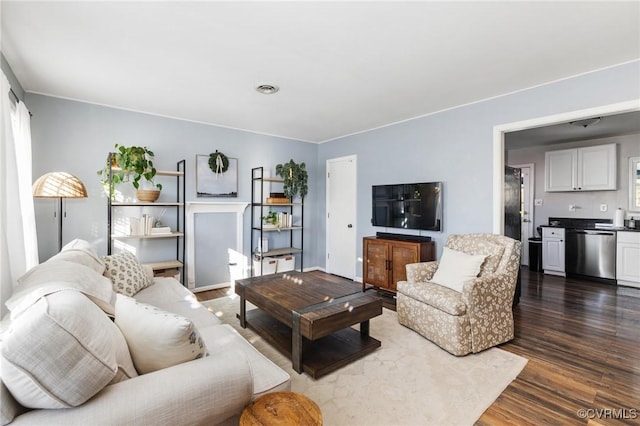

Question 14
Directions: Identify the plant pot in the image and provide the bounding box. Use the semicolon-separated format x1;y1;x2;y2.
136;189;160;202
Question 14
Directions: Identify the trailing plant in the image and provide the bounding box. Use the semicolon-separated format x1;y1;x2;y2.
98;144;162;192
262;211;280;227
275;159;308;199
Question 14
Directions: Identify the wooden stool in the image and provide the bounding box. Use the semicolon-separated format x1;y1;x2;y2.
239;391;322;425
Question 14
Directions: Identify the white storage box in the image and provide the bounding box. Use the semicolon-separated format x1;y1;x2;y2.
253;257;277;275
275;255;295;273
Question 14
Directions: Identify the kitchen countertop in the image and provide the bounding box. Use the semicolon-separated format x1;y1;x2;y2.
540;224;640;232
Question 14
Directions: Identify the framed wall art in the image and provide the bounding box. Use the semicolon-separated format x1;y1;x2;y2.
196;154;238;197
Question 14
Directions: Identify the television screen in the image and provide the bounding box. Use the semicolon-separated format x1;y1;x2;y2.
372;182;442;231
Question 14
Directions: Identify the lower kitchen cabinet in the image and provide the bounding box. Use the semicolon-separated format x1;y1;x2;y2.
542;227;565;276
616;231;640;288
363;237;435;292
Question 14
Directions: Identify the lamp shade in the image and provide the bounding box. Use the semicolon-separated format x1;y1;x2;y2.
33;172;88;198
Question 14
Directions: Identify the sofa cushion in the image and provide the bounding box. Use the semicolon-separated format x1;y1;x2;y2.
134;277;223;330
54;238;106;273
7;260;116;319
199;324;291;399
103;251;152;297
0;291;122;409
396;281;467;316
114;295;207;374
431;247;487;293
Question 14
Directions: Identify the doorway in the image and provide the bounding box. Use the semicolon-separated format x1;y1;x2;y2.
326;155;357;279
492;100;640;234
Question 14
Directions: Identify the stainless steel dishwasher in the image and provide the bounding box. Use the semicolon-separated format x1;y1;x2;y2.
565;229;617;280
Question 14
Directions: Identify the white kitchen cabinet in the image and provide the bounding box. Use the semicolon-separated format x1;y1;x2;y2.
545;143;616;192
542;227;565;276
616;231;640;288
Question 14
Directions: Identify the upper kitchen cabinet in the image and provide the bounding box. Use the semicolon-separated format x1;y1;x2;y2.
545;143;617;192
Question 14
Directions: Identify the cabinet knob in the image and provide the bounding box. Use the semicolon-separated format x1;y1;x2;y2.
347;224;353;228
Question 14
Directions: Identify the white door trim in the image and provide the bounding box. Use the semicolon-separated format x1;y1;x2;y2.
326;155;357;279
493;99;640;234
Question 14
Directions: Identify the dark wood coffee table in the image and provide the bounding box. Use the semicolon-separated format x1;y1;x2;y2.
235;271;382;379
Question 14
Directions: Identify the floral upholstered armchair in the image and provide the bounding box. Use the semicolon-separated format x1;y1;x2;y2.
396;234;521;356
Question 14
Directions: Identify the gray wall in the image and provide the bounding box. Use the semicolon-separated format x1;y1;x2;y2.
507;134;640;232
26;94;319;286
22;60;640;284
317;61;640;278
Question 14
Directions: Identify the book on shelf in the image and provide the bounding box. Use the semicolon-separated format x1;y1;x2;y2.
128;215;171;236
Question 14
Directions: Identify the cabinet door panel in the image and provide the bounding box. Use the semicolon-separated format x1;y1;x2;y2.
364;240;389;288
545;149;576;192
577;144;617;190
390;244;419;290
617;243;640;283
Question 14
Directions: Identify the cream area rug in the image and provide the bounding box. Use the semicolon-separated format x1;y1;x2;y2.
203;294;527;426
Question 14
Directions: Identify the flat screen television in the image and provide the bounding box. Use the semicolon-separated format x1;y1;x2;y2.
372;182;442;231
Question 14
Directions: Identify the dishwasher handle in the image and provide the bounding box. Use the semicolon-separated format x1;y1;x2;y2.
568;229;615;236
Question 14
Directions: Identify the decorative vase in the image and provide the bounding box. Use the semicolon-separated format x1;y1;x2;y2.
136;189;160;202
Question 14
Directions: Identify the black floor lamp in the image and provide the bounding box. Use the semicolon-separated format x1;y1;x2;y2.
32;172;88;252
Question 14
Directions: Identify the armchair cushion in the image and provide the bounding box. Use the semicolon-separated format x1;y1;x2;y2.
431;247;487;293
396;281;467;316
445;235;505;276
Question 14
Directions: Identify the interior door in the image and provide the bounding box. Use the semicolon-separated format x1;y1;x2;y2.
326;156;357;279
504;166;522;242
511;164;534;265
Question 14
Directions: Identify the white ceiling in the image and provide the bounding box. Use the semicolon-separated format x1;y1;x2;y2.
2;1;639;143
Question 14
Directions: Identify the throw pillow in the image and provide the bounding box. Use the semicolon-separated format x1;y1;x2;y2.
103;251;152;297
431;247;487;293
1;291;122;409
7;260;116;319
114;295;207;374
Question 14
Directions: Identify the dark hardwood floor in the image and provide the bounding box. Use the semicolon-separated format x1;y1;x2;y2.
196;268;640;425
480;268;640;426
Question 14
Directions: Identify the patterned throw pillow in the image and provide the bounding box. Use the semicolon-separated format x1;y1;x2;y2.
114;295;207;374
103;251;152;297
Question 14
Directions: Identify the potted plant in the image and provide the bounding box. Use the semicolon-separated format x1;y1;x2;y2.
98;144;162;201
262;211;280;230
275;159;308;199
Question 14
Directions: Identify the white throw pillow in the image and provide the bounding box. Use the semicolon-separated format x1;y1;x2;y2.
7;260;116;319
114;295;207;374
0;291;124;409
431;247;487;293
103;251;152;297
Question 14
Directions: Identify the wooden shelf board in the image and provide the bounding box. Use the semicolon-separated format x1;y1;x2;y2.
112;167;184;177
260;247;302;257
252;226;303;232
112;202;183;207
144;260;183;270
111;232;184;240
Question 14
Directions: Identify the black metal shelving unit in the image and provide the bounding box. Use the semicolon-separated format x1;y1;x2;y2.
106;155;186;285
251;166;304;276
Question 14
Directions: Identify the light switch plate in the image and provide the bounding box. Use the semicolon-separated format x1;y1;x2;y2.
600;204;608;212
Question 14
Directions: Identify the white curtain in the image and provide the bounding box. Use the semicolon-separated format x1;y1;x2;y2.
1;71;38;318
